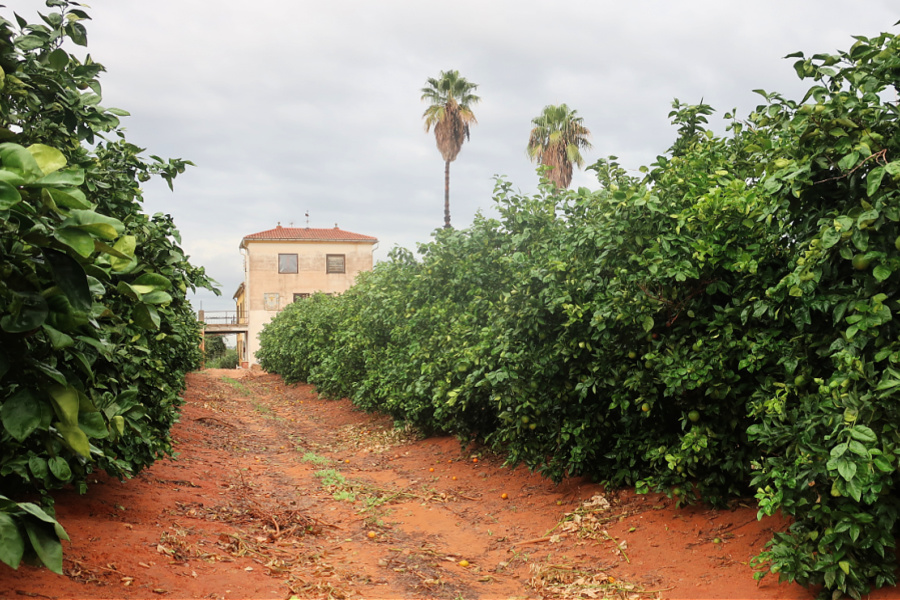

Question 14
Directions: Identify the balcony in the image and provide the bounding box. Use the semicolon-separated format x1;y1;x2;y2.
198;310;248;334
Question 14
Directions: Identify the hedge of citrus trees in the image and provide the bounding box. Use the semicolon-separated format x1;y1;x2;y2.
259;30;900;599
0;1;216;574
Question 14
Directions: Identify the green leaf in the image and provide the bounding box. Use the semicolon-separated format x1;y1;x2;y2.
0;143;44;183
867;166;885;197
54;421;91;458
54;227;95;258
47;457;72;482
44;187;89;209
48;384;79;427
873;265;892;282
47;48;68;71
34;168;85;188
837;458;857;481
0;291;48;333
0;513;24;569
839;561;851;575
27;144;66;176
28;456;48;480
42;324;74;350
1;390;43;442
641;316;654;333
64;209;124;240
848;439;869;457
78;412;108;439
140;291;172;305
15;35;46;51
132;273;172;292
116;281;141;301
132;303;161;330
848;425;877;443
44;249;91;312
23;521;63;574
0;179;21;209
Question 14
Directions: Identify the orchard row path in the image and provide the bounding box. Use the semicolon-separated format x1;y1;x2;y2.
1;369;871;599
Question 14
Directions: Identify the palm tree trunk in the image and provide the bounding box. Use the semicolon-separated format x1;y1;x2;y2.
443;159;451;228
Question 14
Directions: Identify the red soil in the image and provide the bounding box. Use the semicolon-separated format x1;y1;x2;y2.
1;369;896;599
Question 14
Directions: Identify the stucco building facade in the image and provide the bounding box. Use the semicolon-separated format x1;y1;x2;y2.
234;224;378;365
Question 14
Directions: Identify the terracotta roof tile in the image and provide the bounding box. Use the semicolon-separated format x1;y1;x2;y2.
242;226;378;243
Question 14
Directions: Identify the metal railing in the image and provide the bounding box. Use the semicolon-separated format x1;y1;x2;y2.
198;310;247;325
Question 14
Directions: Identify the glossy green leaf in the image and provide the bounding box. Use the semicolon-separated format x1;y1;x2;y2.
44;187;89;209
0;143;44;182
48;384;79;427
65;209;124;240
54;227;95;258
1;390;44;442
78;412;108;439
140;290;172;305
23;521;63;574
34;168;84;188
28;456;48;480
27;144;66;176
132;303;160;330
47;48;68;71
53;421;91;458
115;281;141;301
0;179;21;209
0;513;24;569
132;272;172;292
44;249;91;312
47;457;72;482
0;292;48;333
866;166;885;197
42;324;74;350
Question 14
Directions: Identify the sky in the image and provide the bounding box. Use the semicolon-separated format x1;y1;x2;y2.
9;1;900;311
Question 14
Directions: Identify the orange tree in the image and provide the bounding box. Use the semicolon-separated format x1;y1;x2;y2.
0;1;216;573
259;28;900;599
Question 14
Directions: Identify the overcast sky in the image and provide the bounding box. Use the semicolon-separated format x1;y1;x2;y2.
10;1;900;311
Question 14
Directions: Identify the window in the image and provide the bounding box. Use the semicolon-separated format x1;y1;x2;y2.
293;293;310;302
326;254;346;274
278;253;298;274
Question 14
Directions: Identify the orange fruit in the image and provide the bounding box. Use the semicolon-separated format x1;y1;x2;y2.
472;458;478;463
429;468;434;472
367;531;376;539
458;560;470;567
501;493;509;500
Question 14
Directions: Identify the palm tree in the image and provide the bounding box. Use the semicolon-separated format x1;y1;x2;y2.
421;70;480;228
526;104;592;189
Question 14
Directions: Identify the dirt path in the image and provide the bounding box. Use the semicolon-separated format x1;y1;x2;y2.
2;369;896;599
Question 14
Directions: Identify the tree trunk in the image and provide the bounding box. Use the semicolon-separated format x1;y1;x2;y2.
443;159;451;229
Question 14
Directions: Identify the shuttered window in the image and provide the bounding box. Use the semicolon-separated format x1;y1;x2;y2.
326;254;345;274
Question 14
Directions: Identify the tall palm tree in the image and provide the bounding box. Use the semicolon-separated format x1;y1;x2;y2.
421;70;480;228
526;104;592;189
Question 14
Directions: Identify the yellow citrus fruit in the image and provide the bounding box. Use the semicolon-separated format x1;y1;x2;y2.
367;531;376;539
458;560;470;567
501;493;508;500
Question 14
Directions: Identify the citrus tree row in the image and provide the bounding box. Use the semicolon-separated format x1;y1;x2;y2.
259;30;900;599
0;2;215;573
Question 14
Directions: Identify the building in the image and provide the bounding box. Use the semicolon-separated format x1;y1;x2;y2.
233;224;378;366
